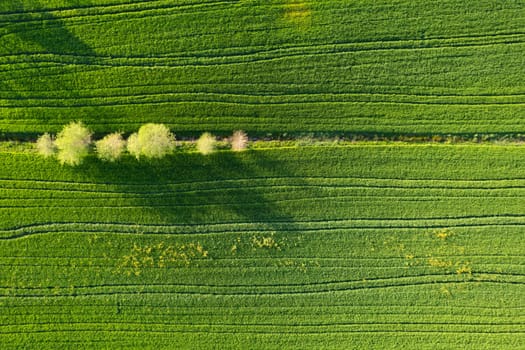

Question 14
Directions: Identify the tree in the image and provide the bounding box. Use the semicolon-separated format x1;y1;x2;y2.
196;132;216;155
95;132;126;162
54;121;92;166
127;123;175;159
230;130;248;152
36;133;56;158
127;132;141;159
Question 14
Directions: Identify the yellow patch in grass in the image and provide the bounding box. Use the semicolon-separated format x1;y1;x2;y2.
427;257;453;269
456;264;472;275
435;228;453;240
116;242;208;276
252;234;281;250
283;1;311;26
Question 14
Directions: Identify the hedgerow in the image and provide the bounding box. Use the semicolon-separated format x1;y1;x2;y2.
35;123;248;165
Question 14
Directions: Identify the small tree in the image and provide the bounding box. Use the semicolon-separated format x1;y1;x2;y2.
230;130;248;152
36;133;56;158
95;132;126;162
127;123;175;159
54;121;92;166
127;132;141;159
196;132;216;155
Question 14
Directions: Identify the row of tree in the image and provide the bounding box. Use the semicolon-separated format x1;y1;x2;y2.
36;122;249;166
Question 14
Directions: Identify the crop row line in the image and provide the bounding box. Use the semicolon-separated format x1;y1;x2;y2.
4;85;525;101
5;303;523;312
4;214;525;238
1;192;523;208
3;175;525;188
0;0;221;16
2;328;525;335
0;0;238;25
0;193;446;209
0;33;518;64
1;272;465;290
3;36;525;72
3;254;522;261
4;97;525;109
17;220;525;240
5;309;521;319
2;91;525;106
1;275;522;298
2;192;524;203
3;81;525;98
4;320;525;329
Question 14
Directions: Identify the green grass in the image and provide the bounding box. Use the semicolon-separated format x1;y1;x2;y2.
3;1;525;348
2;145;525;348
1;0;525;135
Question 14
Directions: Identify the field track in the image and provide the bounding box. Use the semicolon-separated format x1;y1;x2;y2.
2;145;525;348
1;0;525;135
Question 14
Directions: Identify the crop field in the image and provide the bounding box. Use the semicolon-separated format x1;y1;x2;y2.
3;0;525;348
2;145;525;348
1;0;525;135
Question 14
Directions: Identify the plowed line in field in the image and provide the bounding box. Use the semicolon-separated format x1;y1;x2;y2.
3;328;525;336
4;99;525;108
4;214;525;239
3;320;524;329
0;0;225;16
6;309;521;319
2;192;523;202
0;262;517;270
6;303;525;312
0;46;521;74
2;92;525;108
0;1;238;25
5;222;525;239
1;274;523;298
3;254;518;261
2;81;523;97
4;86;525;101
7;271;525;291
3;32;525;73
2;175;525;188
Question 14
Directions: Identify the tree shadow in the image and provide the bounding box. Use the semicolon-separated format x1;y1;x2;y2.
0;1;304;232
75;149;302;237
2;0;94;55
0;0;95;138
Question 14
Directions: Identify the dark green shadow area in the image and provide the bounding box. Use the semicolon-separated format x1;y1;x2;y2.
1;0;94;54
0;149;313;239
10;9;90;54
0;0;96;136
75;150;301;232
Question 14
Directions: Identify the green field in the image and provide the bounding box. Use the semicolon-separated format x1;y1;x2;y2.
3;0;525;348
2;145;525;348
1;0;525;135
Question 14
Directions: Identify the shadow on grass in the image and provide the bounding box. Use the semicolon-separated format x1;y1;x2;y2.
4;0;94;55
0;0;95;135
0;1;303;232
74;150;301;234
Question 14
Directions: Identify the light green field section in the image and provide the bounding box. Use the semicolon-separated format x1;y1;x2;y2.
1;0;525;135
1;145;525;348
